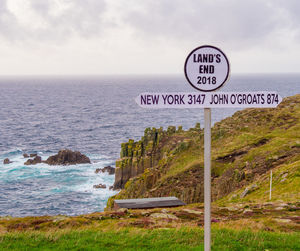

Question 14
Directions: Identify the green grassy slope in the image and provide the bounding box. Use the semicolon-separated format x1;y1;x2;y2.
0;228;299;251
108;94;300;208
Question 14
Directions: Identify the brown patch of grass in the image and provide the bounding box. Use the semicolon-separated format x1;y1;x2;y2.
214;218;273;232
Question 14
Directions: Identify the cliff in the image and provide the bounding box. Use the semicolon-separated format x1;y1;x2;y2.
113;125;197;190
108;94;300;209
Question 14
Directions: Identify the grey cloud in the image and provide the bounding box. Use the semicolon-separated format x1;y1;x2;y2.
31;0;108;37
274;0;300;33
1;0;299;47
121;0;298;48
0;0;108;42
0;0;26;40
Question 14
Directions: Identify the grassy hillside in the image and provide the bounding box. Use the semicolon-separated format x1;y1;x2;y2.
108;94;300;208
0;201;299;250
0;95;299;250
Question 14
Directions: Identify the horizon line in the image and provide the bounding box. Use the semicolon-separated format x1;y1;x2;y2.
0;72;299;78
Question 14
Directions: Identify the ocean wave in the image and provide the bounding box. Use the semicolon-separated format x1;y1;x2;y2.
0;151;117;216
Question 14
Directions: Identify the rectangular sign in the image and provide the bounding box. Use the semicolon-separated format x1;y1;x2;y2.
135;91;282;108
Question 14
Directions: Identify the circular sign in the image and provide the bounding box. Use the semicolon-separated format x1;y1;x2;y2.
184;45;230;92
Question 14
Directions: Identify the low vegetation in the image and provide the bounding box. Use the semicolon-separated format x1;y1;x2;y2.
0;95;299;250
0;200;299;250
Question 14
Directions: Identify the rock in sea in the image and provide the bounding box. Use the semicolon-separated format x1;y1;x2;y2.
45;149;91;165
3;158;11;164
24;156;42;165
93;183;106;189
95;166;115;175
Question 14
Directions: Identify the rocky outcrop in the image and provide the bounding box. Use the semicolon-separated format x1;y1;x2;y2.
95;166;115;175
45;149;91;165
113;126;190;190
240;184;258;198
3;158;11;164
24;156;42;165
22;150;90;166
93;183;106;189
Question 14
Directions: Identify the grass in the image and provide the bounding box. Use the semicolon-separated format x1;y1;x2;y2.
0;227;299;251
218;159;300;204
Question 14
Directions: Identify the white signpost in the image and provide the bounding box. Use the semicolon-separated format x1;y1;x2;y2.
185;45;230;251
135;45;282;251
135;92;282;108
184;45;230;92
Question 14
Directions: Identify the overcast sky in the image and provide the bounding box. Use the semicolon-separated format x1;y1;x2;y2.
0;0;299;75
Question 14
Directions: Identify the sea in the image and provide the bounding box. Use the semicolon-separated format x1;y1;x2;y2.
0;74;299;217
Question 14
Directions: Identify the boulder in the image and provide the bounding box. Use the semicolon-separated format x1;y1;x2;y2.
3;158;11;164
117;208;128;213
24;156;42;165
280;173;288;182
275;206;284;210
95;166;115;175
150;213;178;220
240;184;258;198
23;153;29;158
45;149;91;165
275;218;292;223
30;153;37;157
243;209;253;214
93;183;106;189
182;208;203;216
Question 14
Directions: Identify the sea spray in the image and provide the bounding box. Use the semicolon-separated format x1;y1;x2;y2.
0;151;117;216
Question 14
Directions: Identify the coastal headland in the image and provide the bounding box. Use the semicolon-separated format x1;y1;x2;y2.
108;94;299;208
0;94;299;250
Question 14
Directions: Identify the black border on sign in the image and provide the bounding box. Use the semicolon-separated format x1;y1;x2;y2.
184;45;230;92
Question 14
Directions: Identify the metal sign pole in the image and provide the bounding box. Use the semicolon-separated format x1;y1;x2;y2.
204;108;211;251
269;170;272;200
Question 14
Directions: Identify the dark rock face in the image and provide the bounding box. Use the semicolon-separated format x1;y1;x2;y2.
93;183;106;189
45;149;91;165
95;166;115;175
113;127;172;189
24;156;42;165
3;158;11;164
30;153;37;157
23;154;29;158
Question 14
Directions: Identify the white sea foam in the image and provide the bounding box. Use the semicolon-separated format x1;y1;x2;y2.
0;150;117;216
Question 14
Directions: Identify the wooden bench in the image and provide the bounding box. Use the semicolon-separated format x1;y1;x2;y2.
114;197;186;210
